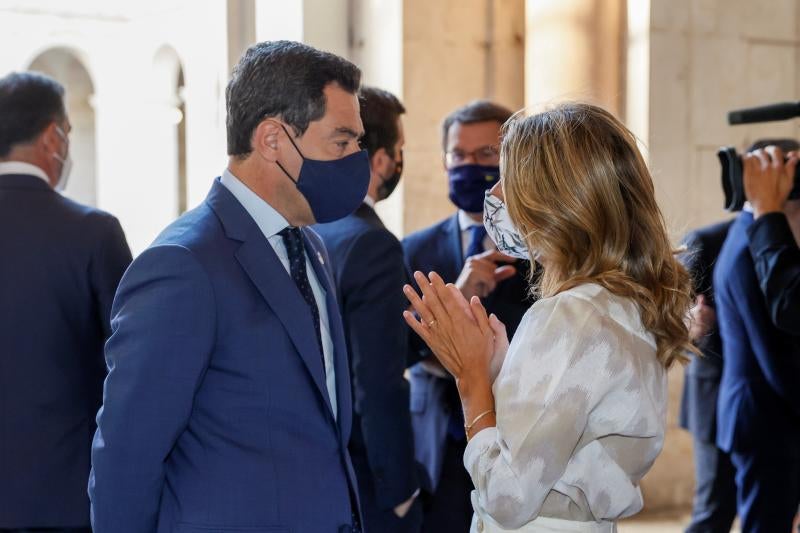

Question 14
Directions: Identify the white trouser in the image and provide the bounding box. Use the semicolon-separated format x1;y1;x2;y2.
471;513;617;533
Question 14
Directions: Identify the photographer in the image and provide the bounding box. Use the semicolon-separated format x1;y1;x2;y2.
714;141;800;532
744;145;800;333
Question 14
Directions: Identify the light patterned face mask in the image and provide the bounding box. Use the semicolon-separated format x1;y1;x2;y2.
483;191;532;260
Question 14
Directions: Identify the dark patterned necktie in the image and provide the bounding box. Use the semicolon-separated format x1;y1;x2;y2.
279;227;324;364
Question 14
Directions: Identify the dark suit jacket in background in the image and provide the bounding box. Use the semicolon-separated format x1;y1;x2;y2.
714;211;800;531
747;211;800;335
679;219;733;444
401;213;535;492
0;173;132;529
315;203;422;533
89;179;360;533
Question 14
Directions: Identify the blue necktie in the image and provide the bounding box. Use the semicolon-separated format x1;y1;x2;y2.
279;227;324;364
465;224;487;259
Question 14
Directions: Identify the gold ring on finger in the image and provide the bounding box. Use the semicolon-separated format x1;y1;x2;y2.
428;320;438;328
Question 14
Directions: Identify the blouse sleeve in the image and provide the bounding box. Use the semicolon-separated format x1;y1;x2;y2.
463;292;623;529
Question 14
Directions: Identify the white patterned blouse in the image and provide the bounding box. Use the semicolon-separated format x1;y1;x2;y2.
464;283;668;533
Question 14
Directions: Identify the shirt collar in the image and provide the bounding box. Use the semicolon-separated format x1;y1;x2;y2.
0;161;50;185
458;209;482;231
363;195;376;209
220;168;289;239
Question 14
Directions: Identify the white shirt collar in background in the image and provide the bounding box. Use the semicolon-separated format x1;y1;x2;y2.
0;161;50;185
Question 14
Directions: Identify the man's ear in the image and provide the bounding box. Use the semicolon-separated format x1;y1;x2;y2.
370;147;390;176
252;119;282;163
40;121;60;153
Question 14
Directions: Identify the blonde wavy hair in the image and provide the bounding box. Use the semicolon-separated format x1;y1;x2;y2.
501;102;693;368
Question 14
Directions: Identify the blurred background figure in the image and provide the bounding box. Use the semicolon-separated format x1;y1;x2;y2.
315;86;422;533
680;221;736;533
0;71;131;533
402;100;535;533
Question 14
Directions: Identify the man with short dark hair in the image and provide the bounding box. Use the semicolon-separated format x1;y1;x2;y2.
0;71;132;532
90;41;369;533
402;100;535;532
315;86;422;533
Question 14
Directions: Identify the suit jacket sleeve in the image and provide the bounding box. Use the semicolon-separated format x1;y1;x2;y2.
725;256;800;417
401;241;433;368
90;215;133;339
747;212;800;334
340;229;419;509
89;244;215;533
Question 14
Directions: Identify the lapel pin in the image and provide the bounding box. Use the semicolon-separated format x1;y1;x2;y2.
317;252;325;265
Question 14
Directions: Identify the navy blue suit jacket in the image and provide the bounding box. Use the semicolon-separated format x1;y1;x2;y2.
747;212;800;334
714;212;800;455
90;179;360;533
401;213;534;491
315;203;421;530
0;173;131;529
678;220;732;444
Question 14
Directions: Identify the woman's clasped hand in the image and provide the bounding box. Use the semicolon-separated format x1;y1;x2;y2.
402;271;509;390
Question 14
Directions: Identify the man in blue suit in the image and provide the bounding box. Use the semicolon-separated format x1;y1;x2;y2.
678;220;736;533
714;144;800;533
315;87;421;533
90;41;370;533
401;100;535;533
0;72;132;532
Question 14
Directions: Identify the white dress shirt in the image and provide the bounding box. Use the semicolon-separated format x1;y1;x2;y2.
0;161;50;183
220;169;338;419
464;283;667;532
458;209;494;258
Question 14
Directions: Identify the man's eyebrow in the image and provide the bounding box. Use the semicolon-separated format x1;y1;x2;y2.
330;127;364;140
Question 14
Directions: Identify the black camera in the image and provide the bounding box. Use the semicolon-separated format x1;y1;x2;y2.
718;146;800;212
720;101;800;212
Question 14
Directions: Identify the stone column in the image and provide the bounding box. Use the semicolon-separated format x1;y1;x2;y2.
399;0;525;235
350;0;525;237
525;0;625;116
227;0;255;74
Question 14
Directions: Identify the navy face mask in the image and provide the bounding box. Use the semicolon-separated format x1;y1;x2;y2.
277;125;371;223
448;164;501;213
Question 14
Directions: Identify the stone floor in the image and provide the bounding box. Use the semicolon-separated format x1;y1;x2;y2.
618;512;741;533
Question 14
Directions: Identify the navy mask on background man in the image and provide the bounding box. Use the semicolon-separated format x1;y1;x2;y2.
448;164;500;213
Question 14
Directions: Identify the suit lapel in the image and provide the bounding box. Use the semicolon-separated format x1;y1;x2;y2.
235;234;335;420
206;179;336;421
446;213;466;279
301;229;352;443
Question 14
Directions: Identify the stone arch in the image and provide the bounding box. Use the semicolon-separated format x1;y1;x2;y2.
28;47;97;205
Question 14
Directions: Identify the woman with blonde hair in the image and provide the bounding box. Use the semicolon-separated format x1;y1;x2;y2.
403;102;693;533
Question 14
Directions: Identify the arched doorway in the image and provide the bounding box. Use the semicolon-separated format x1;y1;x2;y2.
28;47;97;206
152;45;188;216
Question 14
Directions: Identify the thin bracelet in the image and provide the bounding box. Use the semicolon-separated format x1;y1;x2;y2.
464;409;495;439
